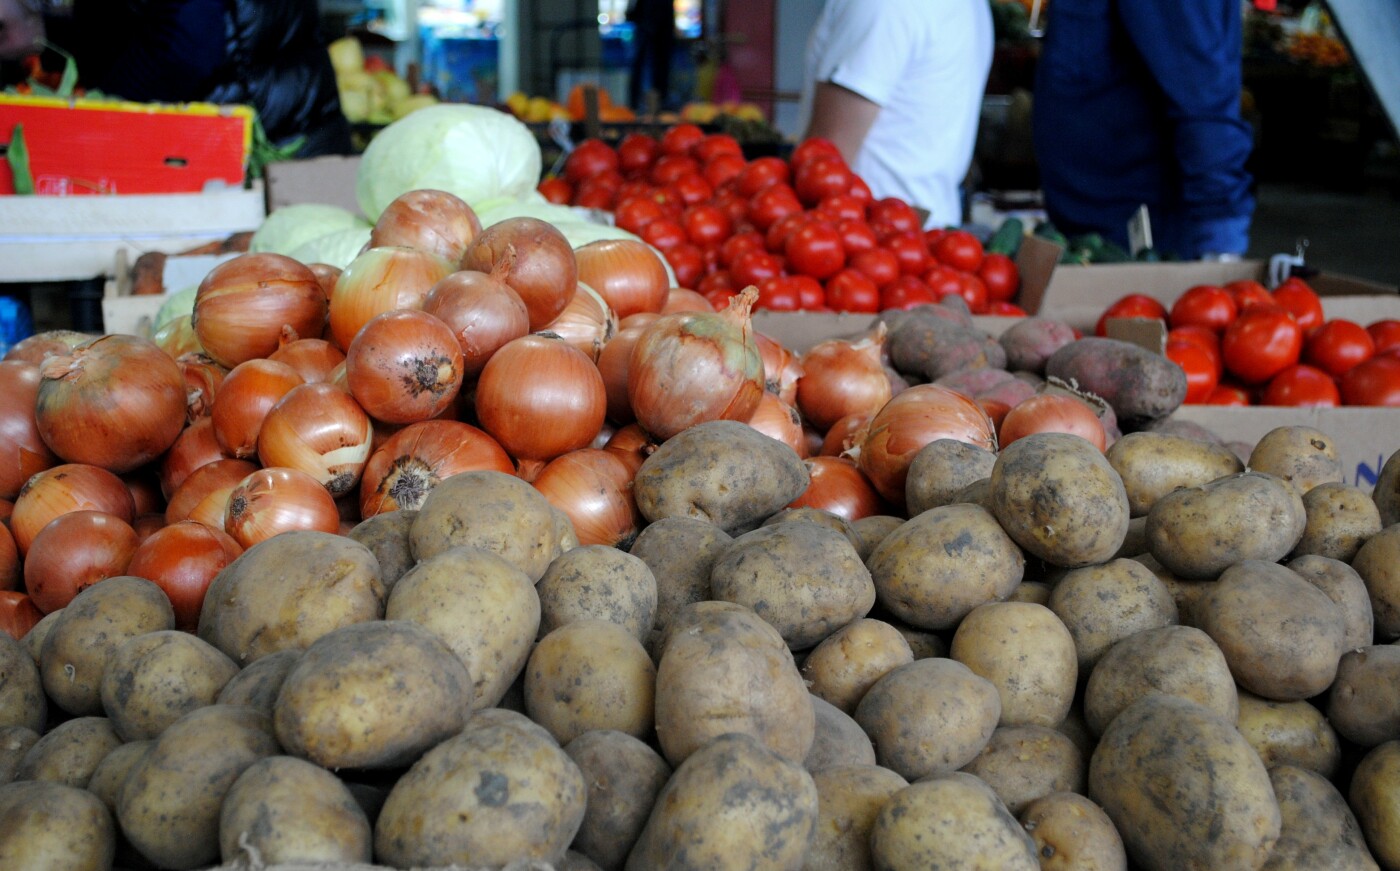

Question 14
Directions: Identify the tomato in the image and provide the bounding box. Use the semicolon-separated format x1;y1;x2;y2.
923;227;948;252
701;245;721;276
880;276;938;310
1221;306;1303;384
650;187;685;221
790;137;842;169
720;231;765;268
697;270;735;298
1340;355;1400;406
785;223;846;280
651;154;702;186
849;249;901;289
755;277;801;311
837;220;879;255
1272;277;1325;333
746;184;803;231
931;230;985;273
1169;285;1236;333
824;269;880;313
788;275;826;310
702;153;746;189
1095;294;1168;337
952;273;989;313
1206;383;1252;406
1225;279;1273;313
848;175;873;204
640;217;687;251
923;264;965;301
884;232;931;275
613;196;665;234
867;198;920;236
616;179;653;202
564;138;618;184
1168;325;1223;377
693;133;743;164
572;182;615;210
665;243;705;290
617;133;660;177
713;190;750;227
731;248;783;287
1304;319;1374;377
669;173;713;206
1166;340;1219;404
794;156;853;206
737;157;791;197
660;123;705;156
681;204;732;248
986;301;1028;316
815;195;866;224
537;177;572;205
1261;364;1340;407
703;286;737;310
977;253;1019;303
763;212;808;253
1368;320;1400;355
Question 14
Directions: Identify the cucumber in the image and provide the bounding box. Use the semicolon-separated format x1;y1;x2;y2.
986;217;1024;257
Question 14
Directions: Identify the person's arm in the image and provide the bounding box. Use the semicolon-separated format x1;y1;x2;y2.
804;80;882;166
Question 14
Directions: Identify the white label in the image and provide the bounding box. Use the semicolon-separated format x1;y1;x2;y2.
1127;204;1153;257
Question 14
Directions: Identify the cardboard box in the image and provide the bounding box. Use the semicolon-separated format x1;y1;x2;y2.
264;155;363;215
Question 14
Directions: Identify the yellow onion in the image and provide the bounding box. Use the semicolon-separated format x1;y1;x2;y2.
192;253;327;368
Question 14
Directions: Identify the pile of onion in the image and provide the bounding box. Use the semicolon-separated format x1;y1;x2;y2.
421;270;529;377
359;419;513;517
460;217;578;331
476;333;606;462
0;360;57;499
328;246;456;351
368;189;482;263
192;253;327;369
853;384;997;509
574;239;669;320
796;327;892;431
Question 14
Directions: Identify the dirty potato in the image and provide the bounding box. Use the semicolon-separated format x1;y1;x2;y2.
1248;425;1342;495
1105;431;1244;517
950;602;1078;727
1145;471;1305;579
1048;558;1178;673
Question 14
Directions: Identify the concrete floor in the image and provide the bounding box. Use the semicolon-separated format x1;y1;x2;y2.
1248;181;1400;287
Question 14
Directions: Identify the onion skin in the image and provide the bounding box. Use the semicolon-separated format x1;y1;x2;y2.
533;448;641;548
597;326;645;425
797;332;892;431
421;270;529;377
745;393;808;458
0;360;58;500
268;335;346;384
602;424;657;475
210;359;305;459
177;354;226;423
158;417;229;500
369;189;483;263
36;334;187;473
11;463;136;556
0;522;17;591
328;246;456;351
1000;394;1108;451
787;456;888;521
307;263;341;302
755;332;804;406
575;239;669;319
855;384;997;510
346;309;465;424
153;315;204;359
165;458;258;526
0;591;42;639
475;333;607;462
460;217;578;331
192;252;328;369
359;419;514;517
662;287;716;314
3;330;88;365
23;510;139;613
126;520;242;631
258;382;375;496
223;467;340;549
542;282;617;362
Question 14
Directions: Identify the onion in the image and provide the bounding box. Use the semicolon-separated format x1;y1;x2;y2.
0;360;57;499
268;332;346;384
821;413;870;457
153;314;204;358
0;591;42;638
1000;394;1107;451
126;520;242;631
797;331;893;431
533;448;641;547
23;510;139;613
745;393;808;457
307;263;341;301
662;287;716;314
597;326;645;424
192;252;328;368
627;287;764;440
802;424;825;459
258;383;374;496
541;282;617;362
11;463;135;556
359;419;514;517
476;333;607;462
177;353;226;422
755;332;803;405
165;458;258;525
132;512;166;543
603;423;657;475
0;522;17;591
853;384;997;509
574;239;669;319
421;270;530;377
0;498;10;523
224;467;340;548
158;417;229;499
369;189;483;263
36;334;187;473
460;217;578;330
787;456;888;521
3;329;87;365
123;470;165;517
346;309;465;424
210;359;305;459
328;246;456;351
619;312;661;332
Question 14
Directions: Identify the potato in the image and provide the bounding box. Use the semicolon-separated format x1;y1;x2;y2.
806;764;909;871
1105;430;1244;517
13;716;119;788
564;730;672;871
1084;625;1239;736
1007;581;1051;605
1019;792;1127;871
1375;449;1400;527
867;503;1024;630
1350;741;1400;869
951;602;1078;727
1287;554;1374;651
1292;481;1382;562
762;506;863;552
633;420;809;535
374;721;586;868
525;620;655;745
892;623;946;660
851;514;903;561
85;740;152;814
1236;690;1340;779
905;438;998;516
197;530;384;665
1113;515;1148;558
626;517;731;634
1248;425;1342;495
1264;765;1378;871
1352;525;1400;640
538;545;658;642
1199;560;1345;701
1088;694;1280;871
1045;336;1187;424
624;732;818;871
117;704;279;870
0;725;38;786
990;432;1130;568
1145;471;1306;579
654;604;813;766
99;629;238;741
0;630;43;734
961;725;1085;816
805;694;877;772
561;851;606;871
1000;317;1077;374
710;521;874;649
888;307;1005;382
1131;552;1213;628
801;618;913;713
409;469;577;581
870;772;1039;870
0;780;115;871
1327;645;1400;747
346;508;417;591
385;545;539;710
466;706;558;744
951;476;994;512
41;576;174;715
218;755;372;865
1048;558;1178;673
854;657;1000;780
274;620;472;770
23;608;61;663
214;649;301;716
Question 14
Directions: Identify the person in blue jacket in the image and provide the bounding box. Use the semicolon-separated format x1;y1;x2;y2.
1032;0;1255;260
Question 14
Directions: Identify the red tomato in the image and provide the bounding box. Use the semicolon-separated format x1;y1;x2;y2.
1261;364;1340;407
613;196;665;234
1168;325;1223;377
703;153;746;189
986;301;1028;316
1206;383;1252;406
1367;320;1400;355
537;177;572;205
786;223;846;280
617;133;660;177
790;137;843;169
681;204;732;248
755;277;801;311
703;286;737;310
1166;339;1219;404
669;173;713;206
564;139;618;184
1221;306;1303;384
923;227;948;252
923;264;964;301
1225;279;1273;313
720;231;765;268
931;230;985;273
765;212;810;253
584;168;623;192
1340;355;1400;406
1272;277;1325;333
794;156;853;206
884;232;931;275
697;270;735;298
713;190;750;226
837;220;879;256
1304;319;1375;377
788;275;826;310
572;182;615;210
849;249;901;289
977;253;1019;303
867;198;920;236
660;123;705;156
848;176;873;204
952;273;989;314
1169;285;1236;333
746;184;803;231
651;154;701;186
731;248;784;287
824;269;881;313
693;133;743;163
666;243;705;289
880;276;938;310
616;179;653;202
650;187;685;221
701;244;721;276
737;157;791;197
1095;294;1168;337
815;195;867;224
640;217;687;251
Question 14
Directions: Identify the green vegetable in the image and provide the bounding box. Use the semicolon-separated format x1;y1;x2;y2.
5;124;33;195
154;286;199;330
986;217;1024;257
250;204;367;256
287;227;374;269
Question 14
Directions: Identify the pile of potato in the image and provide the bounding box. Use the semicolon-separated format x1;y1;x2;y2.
7;411;1400;871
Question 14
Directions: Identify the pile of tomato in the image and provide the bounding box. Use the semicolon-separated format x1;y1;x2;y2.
539;125;1023;314
1096;278;1400;407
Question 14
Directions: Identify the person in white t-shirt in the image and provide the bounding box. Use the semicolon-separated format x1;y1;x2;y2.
798;0;993;227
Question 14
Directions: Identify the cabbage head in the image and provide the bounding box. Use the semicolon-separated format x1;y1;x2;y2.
249;204;367;256
154;285;199;330
288;227;374;269
356;104;542;221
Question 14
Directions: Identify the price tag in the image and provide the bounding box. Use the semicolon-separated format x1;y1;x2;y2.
1127;205;1153;257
